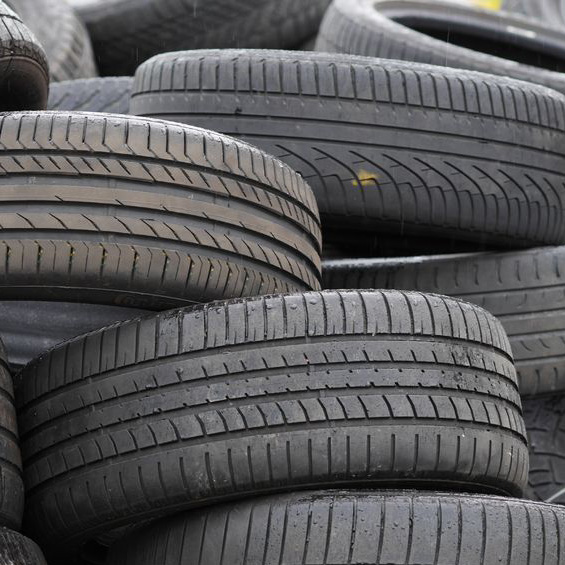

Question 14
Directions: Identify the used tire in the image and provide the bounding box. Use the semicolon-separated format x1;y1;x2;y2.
131;49;565;249
503;0;564;24
7;0;97;81
18;290;527;561
523;394;565;505
48;77;132;113
0;340;23;530
0;529;47;565
323;247;565;397
316;0;565;94
0;112;320;311
107;490;565;565
75;0;331;76
1;302;148;371
0;2;48;110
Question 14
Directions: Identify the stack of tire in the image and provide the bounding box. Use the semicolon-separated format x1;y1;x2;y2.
3;0;565;564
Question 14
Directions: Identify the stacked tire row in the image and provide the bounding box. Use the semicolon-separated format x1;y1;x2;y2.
2;0;565;564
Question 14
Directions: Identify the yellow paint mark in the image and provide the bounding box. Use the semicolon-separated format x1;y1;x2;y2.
471;0;502;10
352;170;378;188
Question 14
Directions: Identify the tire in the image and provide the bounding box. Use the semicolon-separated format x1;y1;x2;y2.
0;529;47;565
7;0;97;82
316;0;565;95
48;77;132;113
75;0;331;76
1;302;148;371
0;341;23;531
131;49;565;249
523;394;565;505
0;2;48;110
106;490;565;565
17;290;527;561
0;111;321;309
323;246;565;397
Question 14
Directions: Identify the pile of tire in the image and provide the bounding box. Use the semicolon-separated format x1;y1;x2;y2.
2;0;565;564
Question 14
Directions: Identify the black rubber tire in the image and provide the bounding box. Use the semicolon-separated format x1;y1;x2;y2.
0;341;23;531
131;49;565;249
7;0;97;82
48;77;132;113
75;0;331;76
316;0;565;95
1;301;148;371
0;528;47;565
0;111;320;309
17;289;527;561
107;490;565;565
523;394;565;505
323;246;565;397
0;2;48;110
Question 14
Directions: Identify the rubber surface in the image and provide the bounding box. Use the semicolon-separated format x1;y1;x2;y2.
323;247;565;397
7;0;97;81
1;301;148;371
131;49;565;249
316;0;565;95
48;77;132;113
0;111;321;309
107;490;565;565
503;0;565;24
0;528;47;565
523;394;565;505
17;289;527;561
0;2;48;110
76;0;331;75
0;341;23;531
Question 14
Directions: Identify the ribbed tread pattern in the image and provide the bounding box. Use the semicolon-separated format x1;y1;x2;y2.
0;111;321;308
0;528;47;565
107;490;565;565
0;1;48;110
316;0;565;94
0;341;23;530
323;246;565;396
523;394;565;504
17;290;527;560
131;49;565;248
9;0;97;81
78;0;331;75
48;77;132;113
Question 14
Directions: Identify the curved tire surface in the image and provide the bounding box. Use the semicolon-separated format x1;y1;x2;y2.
132;49;565;249
18;290;527;560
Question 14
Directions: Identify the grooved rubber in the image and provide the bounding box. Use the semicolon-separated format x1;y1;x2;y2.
0;301;148;370
316;0;565;94
0;341;23;530
0;1;48;110
0;111;321;309
7;0;97;81
131;49;565;249
0;528;47;565
107;490;565;565
523;394;565;504
17;290;527;561
76;0;331;76
48;77;132;113
323;247;565;397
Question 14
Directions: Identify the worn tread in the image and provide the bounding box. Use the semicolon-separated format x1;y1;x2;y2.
131;49;565;248
323;246;565;396
316;0;565;94
107;490;565;565
17;290;527;561
0;111;321;309
0;528;46;565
